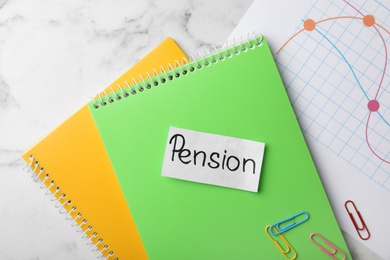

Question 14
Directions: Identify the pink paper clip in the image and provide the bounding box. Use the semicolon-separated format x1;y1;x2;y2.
344;200;370;240
310;233;346;260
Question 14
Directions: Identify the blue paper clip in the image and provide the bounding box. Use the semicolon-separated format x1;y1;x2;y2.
269;211;310;235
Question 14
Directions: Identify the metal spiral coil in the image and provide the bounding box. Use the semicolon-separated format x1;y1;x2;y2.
23;34;264;259
23;155;118;260
92;34;263;109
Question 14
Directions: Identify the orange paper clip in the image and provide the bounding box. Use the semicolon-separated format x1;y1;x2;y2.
310;233;346;260
344;200;370;240
265;225;297;260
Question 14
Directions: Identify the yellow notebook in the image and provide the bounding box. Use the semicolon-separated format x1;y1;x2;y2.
22;38;187;260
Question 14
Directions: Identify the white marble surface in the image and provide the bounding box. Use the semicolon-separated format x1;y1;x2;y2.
0;0;382;259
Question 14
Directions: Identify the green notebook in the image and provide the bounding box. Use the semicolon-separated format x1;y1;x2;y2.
89;37;350;259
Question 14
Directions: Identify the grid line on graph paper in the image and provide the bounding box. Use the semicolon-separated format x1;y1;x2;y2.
275;0;390;191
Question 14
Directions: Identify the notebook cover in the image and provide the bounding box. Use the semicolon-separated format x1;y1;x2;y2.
22;37;188;260
89;37;351;259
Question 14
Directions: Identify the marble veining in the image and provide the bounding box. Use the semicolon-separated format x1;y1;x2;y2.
0;1;253;259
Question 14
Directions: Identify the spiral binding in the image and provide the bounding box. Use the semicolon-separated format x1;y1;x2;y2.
22;34;263;259
23;155;118;260
92;34;263;108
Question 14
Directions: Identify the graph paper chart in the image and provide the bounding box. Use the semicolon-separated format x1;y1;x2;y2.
276;0;390;192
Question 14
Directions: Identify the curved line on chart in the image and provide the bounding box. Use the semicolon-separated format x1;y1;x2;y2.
313;28;390;126
373;28;388;99
343;0;388;100
343;0;390;164
276;16;390;55
276;15;390;126
276;29;305;56
314;28;368;97
343;0;365;15
318;16;390;35
315;28;390;163
276;2;390;164
365;112;390;164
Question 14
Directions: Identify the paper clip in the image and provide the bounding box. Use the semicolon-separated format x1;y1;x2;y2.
344;200;370;240
265;225;297;260
310;233;346;260
269;211;310;235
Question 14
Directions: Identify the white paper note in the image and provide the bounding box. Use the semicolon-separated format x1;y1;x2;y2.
162;127;265;192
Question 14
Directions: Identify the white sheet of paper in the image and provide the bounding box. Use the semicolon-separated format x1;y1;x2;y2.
161;127;265;192
229;0;390;258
